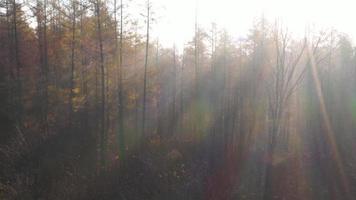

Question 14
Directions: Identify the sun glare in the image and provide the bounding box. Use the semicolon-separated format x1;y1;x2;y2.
153;0;356;48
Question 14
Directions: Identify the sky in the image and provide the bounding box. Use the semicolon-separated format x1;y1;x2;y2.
148;0;356;50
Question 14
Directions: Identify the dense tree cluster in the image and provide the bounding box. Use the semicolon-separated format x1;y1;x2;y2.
0;0;355;199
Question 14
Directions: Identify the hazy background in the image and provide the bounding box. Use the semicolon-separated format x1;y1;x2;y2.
150;0;356;49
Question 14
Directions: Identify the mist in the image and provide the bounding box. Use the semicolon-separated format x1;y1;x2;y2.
1;0;356;200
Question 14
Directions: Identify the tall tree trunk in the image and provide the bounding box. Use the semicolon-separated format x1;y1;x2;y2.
156;39;160;135
79;0;88;127
142;0;150;140
12;0;22;124
95;0;106;170
171;46;177;136
36;0;49;134
115;0;125;163
133;24;139;134
180;48;185;134
69;1;76;125
193;2;198;134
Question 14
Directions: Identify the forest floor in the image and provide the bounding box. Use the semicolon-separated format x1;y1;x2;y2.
1;128;356;200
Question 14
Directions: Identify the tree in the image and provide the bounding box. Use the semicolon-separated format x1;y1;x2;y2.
94;0;106;169
171;45;177;135
11;0;23;124
264;25;307;200
141;0;150;139
68;0;78;124
114;0;125;163
35;0;50;134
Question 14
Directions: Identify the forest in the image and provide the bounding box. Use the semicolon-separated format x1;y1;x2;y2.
0;0;356;199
